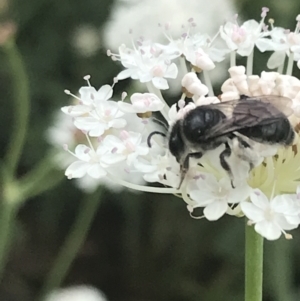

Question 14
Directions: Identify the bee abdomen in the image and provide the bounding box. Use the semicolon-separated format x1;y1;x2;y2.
238;118;295;146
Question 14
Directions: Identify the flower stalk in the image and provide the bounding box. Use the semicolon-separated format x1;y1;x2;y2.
3;39;30;179
0;198;18;282
38;188;103;300
245;222;264;301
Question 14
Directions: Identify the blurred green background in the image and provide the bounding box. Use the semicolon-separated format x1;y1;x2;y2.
1;0;300;300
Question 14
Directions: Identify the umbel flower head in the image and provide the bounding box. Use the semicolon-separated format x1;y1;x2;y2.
61;8;300;240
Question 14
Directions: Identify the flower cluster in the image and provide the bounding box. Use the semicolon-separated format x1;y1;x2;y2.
60;8;300;240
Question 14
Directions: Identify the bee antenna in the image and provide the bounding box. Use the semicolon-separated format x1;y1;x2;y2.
152;117;169;130
147;131;166;148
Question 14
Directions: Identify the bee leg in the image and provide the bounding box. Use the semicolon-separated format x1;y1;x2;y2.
235;136;255;171
178;152;203;189
219;143;235;188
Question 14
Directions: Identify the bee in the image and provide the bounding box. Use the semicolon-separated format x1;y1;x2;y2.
148;96;295;188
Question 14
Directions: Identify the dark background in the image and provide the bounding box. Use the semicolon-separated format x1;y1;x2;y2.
1;0;300;300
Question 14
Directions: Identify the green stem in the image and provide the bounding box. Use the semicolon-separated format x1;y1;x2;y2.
230;51;236;67
38;188;103;300
246;50;254;76
3;40;30;179
202;70;214;97
245;223;264;301
269;239;293;301
19;152;65;199
286;53;294;76
0;201;18;281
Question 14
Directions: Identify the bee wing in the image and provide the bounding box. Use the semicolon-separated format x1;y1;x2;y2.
203;96;292;139
254;95;293;116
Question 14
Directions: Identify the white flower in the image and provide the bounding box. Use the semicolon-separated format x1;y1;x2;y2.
62;85;113;117
65;144;108;179
220;9;269;56
44;285;107;301
118;93;164;113
74;100;126;137
103;0;236;51
241;189;300;240
72;25;101;57
188;173;251;221
101;131;149;166
115;43;178;90
257;24;300;69
179;33;229;71
134;153;180;187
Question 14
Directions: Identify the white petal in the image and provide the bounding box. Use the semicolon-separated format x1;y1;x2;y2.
87;164;107;178
109;118;127;129
164;63;178;79
134;160;157;173
65;161;89;178
229;185;252;203
102;153;126;165
117;101;138;113
61;105;91;116
250;190;269;210
96;85;113;101
89;125;106;137
204;200;228;221
74;116;99;130
254;221;281;240
275;215;299;230
79;86;97;105
271;195;293;213
152;77;169;90
117;69;133;80
267;51;286;69
189;189;214;205
240;202;264;222
74;144;91;161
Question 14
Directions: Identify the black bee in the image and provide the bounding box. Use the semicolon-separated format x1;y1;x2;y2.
149;96;295;188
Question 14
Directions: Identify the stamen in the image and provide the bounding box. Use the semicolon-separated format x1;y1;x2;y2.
230;51;236;67
189;212;206;220
121;92;127;101
111;147;118;154
85;133;96;152
83;75;92;87
107;174;180;194
261;7;269;18
64;90;82;101
203;70;214;97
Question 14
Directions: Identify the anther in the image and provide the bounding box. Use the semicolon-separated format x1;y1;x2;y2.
285;233;293;240
121;92;127;100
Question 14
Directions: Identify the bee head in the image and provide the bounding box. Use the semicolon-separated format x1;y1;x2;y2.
182;107;212;143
